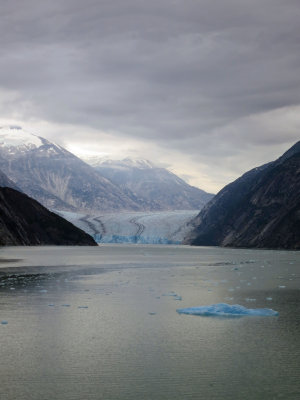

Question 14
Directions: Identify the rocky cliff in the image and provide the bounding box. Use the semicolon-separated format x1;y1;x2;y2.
0;187;97;246
185;141;300;249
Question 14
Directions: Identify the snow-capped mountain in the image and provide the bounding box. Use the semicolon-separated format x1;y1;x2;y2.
0;125;43;151
0;126;142;212
83;156;214;211
0;126;213;214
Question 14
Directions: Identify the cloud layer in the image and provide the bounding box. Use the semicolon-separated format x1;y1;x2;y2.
1;0;299;192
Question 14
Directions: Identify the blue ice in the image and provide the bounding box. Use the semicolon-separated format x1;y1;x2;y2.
176;303;278;317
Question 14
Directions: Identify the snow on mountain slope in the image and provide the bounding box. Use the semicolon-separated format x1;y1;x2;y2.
83;156;214;211
0;126;212;214
0;126;143;212
0;125;70;158
57;210;198;244
85;156;156;170
0;125;43;149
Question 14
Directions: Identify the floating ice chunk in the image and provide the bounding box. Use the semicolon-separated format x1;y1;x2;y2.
173;295;182;300
245;298;256;302
162;292;182;300
176;303;278;317
1;320;8;325
266;297;273;301
278;286;286;289
39;289;48;293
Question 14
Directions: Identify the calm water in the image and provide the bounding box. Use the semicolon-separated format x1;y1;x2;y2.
0;245;299;400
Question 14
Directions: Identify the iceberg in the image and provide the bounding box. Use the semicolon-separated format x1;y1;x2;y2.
176;303;278;317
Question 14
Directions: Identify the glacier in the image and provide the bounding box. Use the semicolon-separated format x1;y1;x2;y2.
57;210;198;244
176;303;279;317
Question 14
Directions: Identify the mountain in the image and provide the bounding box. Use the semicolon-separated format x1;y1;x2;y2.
185;141;300;250
0;169;19;190
84;157;214;211
0;126;142;213
0;186;97;245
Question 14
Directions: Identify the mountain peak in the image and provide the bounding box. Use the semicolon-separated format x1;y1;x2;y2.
277;140;300;164
82;156;157;169
0;125;43;149
120;158;156;169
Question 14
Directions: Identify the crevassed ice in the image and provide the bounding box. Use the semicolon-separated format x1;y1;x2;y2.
176;303;278;317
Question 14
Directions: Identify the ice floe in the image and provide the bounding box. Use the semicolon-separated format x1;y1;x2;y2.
176;303;278;317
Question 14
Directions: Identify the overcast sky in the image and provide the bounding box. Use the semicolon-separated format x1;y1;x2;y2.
0;0;299;193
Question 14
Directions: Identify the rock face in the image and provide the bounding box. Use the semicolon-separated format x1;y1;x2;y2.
0;169;19;190
84;157;213;211
0;126;142;213
0;187;97;246
185;141;300;250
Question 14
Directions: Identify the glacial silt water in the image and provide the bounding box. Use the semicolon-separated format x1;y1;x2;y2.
0;245;299;400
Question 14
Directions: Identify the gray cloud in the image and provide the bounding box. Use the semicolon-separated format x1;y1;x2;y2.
0;0;299;191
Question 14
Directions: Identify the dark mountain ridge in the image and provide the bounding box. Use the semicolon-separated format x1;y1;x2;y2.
185;141;300;250
0;186;97;246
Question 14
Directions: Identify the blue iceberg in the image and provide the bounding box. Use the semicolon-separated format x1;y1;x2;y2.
176;303;278;317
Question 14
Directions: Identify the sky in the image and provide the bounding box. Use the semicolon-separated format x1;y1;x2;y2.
0;0;299;193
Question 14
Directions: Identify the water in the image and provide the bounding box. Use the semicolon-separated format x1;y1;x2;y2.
0;245;299;400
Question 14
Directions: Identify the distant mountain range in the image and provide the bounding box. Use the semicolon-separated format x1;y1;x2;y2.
2;125;298;250
84;156;213;211
185;141;300;250
0;126;212;213
0;126;141;212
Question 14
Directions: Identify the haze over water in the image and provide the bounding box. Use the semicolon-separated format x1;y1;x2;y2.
0;245;299;400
